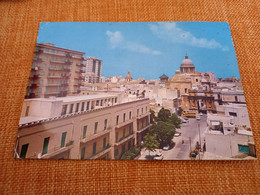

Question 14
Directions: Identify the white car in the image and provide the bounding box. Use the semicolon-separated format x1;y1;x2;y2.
174;132;181;137
199;113;203;116
154;153;163;160
163;145;170;151
196;115;200;120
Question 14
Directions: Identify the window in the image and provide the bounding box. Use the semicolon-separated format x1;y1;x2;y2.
196;79;198;82
185;88;187;93
82;125;87;138
123;128;125;138
42;137;50;155
128;141;131;150
116;115;119;125
61;105;68;115
44;56;48;61
60;132;67;148
81;102;85;111
146;106;147;112
40;80;43;85
81;147;85;160
129;111;132;119
122;144;125;154
20;143;29;159
238;144;249;154
25;106;30;117
114;149;118;157
94;122;98;134
104;119;107;130
93;142;97;155
142;108;143;114
137;109;139;116
38;88;42;93
75;103;80;112
69;104;74;113
43;63;47;68
129;126;132;135
103;137;107;149
123;113;126;122
86;102;90;110
116;132;119;142
229;112;237;117
41;71;45;76
96;100;99;106
235;96;238;102
115;98;117;103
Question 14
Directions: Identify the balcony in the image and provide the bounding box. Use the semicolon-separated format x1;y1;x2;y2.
47;76;62;79
65;61;72;65
66;53;72;58
61;83;69;87
86;144;111;160
46;84;60;87
76;63;84;67
30;74;39;80
62;76;70;80
31;67;41;71
63;68;71;72
115;118;135;128
115;133;134;146
33;58;43;63
81;130;111;144
30;84;38;89
137;112;150;119
48;68;63;71
137;124;152;133
40;140;74;159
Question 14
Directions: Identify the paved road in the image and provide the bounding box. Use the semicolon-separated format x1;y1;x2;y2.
162;114;208;160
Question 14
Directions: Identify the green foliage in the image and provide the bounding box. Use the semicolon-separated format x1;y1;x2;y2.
144;133;159;154
157;108;171;122
150;109;156;124
168;114;181;129
150;121;176;148
121;147;141;160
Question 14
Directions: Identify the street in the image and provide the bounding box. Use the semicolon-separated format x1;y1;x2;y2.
162;114;208;160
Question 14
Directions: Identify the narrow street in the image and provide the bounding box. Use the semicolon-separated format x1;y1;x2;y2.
162;114;208;160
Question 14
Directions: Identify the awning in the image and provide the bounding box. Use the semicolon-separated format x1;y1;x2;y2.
211;121;220;126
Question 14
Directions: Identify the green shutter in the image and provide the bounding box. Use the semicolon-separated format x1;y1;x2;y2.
60;132;67;148
238;144;249;154
81;147;85;159
20;144;29;159
42;137;50;155
83;126;87;138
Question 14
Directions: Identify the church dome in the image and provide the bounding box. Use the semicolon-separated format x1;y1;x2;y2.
180;55;194;67
125;71;133;80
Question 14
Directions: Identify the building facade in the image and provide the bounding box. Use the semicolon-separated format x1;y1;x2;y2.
16;94;151;160
26;43;85;99
84;57;102;83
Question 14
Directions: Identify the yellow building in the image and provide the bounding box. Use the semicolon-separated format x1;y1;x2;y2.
26;43;85;99
16;94;151;160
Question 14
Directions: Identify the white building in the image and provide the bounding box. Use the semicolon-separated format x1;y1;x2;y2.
84;57;102;83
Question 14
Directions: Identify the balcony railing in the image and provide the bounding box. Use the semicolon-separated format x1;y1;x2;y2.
30;74;39;80
47;76;62;79
137;124;152;133
30;84;38;89
50;59;67;64
61;83;69;87
137;112;150;119
62;76;70;79
115;118;135;128
63;68;71;72
115;133;134;146
33;58;43;63
31;67;42;71
46;84;60;87
40;140;74;159
81;130;111;144
48;68;64;71
86;144;111;160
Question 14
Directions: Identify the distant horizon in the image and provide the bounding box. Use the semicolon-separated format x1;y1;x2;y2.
37;22;241;80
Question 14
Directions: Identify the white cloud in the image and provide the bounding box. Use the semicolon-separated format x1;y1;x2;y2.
106;30;162;55
150;22;228;51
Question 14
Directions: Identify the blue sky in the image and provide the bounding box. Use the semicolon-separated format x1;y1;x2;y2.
37;22;240;80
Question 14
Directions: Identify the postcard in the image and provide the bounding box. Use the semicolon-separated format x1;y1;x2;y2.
14;22;257;160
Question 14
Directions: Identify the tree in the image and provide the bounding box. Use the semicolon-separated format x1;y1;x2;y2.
150;109;156;124
150;121;176;148
168;113;181;129
157;108;171;122
144;133;159;156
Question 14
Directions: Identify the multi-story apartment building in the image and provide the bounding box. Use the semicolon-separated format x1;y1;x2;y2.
84;57;102;83
26;43;85;99
16;94;151;160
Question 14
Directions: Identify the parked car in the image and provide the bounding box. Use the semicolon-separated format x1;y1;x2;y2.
196;115;200;120
179;116;187;123
174;132;182;137
163;145;170;151
154;152;164;160
199;112;203;116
